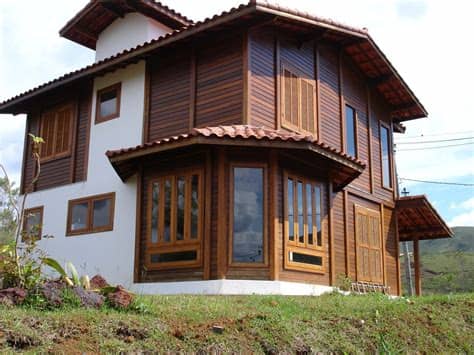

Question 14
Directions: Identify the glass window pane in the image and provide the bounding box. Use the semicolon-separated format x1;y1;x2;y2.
315;186;322;246
306;183;313;245
190;174;199;239
297;181;304;243
151;182;160;243
164;179;171;242
287;178;294;241
100;89;117;117
290;252;322;266
176;176;185;241
71;202;88;231
232;167;264;263
345;105;356;157
25;210;41;239
150;250;197;263
92;198;111;229
381;126;392;188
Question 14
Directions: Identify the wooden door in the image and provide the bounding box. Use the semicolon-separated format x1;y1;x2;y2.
355;206;383;284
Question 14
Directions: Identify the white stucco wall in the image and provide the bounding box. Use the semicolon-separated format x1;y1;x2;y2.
95;12;171;62
24;61;146;288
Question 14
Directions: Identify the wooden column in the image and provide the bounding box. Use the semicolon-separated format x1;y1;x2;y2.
269;150;279;280
413;237;422;296
216;148;228;279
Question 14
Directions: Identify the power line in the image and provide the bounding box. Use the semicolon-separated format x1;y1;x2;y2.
396;142;474;151
399;178;474;186
397;130;474;139
396;136;473;145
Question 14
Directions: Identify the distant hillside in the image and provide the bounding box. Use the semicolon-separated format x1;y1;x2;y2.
420;227;474;254
401;226;474;295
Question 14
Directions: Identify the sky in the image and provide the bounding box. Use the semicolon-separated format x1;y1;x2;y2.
0;0;473;226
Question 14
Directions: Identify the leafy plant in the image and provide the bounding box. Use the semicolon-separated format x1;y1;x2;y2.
336;273;353;291
42;258;91;289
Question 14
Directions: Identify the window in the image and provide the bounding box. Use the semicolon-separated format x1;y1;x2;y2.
345;105;357;157
96;83;121;123
230;166;266;265
39;103;74;161
22;206;43;241
284;172;324;272
355;206;383;284
281;64;316;134
146;170;203;269
67;193;115;236
380;124;392;189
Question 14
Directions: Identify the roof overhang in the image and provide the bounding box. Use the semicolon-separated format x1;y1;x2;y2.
396;195;453;241
0;0;427;122
60;0;193;49
106;126;366;190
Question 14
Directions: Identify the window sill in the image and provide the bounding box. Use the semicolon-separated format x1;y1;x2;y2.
66;226;113;237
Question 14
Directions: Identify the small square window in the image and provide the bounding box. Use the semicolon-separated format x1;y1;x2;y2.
22;206;43;241
67;193;115;236
96;83;121;123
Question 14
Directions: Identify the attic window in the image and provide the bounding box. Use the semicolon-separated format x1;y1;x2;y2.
96;83;121;123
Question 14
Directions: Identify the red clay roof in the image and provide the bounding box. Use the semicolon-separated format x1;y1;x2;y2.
396;195;453;241
0;0;427;121
106;125;366;167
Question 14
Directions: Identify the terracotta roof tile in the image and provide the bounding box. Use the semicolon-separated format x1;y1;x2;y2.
106;125;366;167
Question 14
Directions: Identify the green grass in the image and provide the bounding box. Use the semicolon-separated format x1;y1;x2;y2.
1;292;473;353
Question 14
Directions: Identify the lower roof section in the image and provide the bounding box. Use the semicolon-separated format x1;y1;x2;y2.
396;195;453;241
106;125;366;190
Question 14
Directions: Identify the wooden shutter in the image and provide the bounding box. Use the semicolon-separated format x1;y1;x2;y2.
282;67;299;128
355;206;383;284
39;103;73;160
300;79;316;133
40;111;56;159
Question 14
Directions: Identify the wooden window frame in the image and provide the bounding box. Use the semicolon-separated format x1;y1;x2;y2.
39;102;75;163
66;192;115;236
280;62;317;136
379;121;393;191
145;168;204;271
343;103;358;158
228;163;269;268
22;206;44;241
354;205;384;284
283;171;325;274
95;83;121;124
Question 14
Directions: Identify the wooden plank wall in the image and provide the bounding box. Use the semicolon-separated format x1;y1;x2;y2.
246;28;399;293
21;83;92;193
248;29;276;129
146;34;244;142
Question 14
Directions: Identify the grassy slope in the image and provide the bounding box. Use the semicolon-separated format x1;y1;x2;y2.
0;293;473;353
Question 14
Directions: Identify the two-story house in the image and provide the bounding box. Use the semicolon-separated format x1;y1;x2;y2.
0;0;452;295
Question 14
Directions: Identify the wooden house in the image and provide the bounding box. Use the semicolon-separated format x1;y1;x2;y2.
0;0;452;295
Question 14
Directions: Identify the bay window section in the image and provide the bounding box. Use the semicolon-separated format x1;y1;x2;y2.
231;166;266;265
284;172;325;272
146;169;203;270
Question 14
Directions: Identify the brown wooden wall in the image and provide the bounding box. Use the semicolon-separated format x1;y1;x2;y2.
21;83;92;193
146;34;244;142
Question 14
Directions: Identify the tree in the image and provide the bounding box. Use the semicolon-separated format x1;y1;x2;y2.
0;173;19;245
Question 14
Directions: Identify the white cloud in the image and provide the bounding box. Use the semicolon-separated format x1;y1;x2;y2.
448;210;474;227
450;197;474;210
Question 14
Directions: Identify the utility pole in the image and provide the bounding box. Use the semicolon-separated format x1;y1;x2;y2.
400;187;414;296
